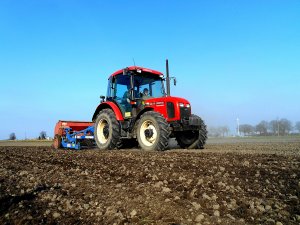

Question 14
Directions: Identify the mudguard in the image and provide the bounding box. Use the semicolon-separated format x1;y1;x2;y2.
92;102;124;122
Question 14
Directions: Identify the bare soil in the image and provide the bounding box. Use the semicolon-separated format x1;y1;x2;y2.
0;142;300;224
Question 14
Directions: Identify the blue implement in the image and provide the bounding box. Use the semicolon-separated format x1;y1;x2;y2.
61;126;95;150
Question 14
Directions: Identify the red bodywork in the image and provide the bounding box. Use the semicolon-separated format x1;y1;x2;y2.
110;66;163;78
93;96;190;122
54;120;94;136
144;96;190;122
92;66;190;122
92;101;124;122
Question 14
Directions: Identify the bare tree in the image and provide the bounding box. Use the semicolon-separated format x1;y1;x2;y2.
225;126;230;136
255;121;268;135
219;126;229;137
269;120;279;135
279;118;292;135
207;126;220;137
39;131;47;140
295;121;300;133
208;126;229;137
239;124;254;136
9;133;16;140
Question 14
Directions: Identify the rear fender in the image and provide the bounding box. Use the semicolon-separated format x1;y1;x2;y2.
92;102;124;122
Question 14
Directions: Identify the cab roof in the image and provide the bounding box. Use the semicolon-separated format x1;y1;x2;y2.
110;66;163;78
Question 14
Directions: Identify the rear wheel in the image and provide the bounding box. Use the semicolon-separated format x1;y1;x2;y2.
137;111;170;151
175;116;207;149
94;109;122;150
53;134;62;149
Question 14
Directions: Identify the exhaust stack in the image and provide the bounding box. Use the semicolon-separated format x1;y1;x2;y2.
166;59;170;96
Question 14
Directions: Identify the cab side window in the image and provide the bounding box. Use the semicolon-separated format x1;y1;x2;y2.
114;75;132;115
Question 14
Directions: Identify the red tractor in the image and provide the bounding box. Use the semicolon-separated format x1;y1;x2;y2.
91;60;207;151
53;60;207;151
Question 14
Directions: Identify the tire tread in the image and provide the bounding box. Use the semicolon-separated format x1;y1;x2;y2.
137;111;170;151
95;109;122;150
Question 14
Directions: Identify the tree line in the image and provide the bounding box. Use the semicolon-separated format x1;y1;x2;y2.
8;131;48;140
7;119;300;139
240;119;300;136
208;126;230;137
208;119;300;137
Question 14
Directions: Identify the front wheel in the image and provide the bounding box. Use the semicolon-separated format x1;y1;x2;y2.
94;109;122;150
136;111;170;151
175;116;207;149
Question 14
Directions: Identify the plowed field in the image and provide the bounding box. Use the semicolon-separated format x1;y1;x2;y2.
0;141;300;224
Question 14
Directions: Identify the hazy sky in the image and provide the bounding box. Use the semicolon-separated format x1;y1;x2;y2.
0;0;299;139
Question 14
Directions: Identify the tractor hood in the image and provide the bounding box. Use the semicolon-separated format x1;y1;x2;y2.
144;96;190;107
143;96;192;121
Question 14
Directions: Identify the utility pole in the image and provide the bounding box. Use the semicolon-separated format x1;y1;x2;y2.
236;118;240;136
277;117;280;136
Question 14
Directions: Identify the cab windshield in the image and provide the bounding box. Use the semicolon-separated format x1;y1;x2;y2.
109;73;165;116
134;74;165;99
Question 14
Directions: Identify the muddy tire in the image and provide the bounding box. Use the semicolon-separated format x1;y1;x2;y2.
175;116;207;149
94;109;122;150
136;111;170;151
53;134;62;149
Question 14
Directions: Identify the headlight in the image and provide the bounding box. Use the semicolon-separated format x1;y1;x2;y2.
179;103;184;107
186;104;190;108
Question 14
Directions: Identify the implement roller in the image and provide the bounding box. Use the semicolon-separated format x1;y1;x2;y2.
53;121;95;150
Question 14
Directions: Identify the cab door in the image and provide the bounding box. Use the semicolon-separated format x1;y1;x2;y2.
112;74;132;118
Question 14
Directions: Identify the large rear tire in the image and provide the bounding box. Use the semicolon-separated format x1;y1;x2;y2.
175;116;207;149
94;109;122;150
53;134;62;149
137;111;170;151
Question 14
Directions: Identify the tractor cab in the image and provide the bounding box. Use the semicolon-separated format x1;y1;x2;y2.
91;61;207;151
106;66;166;118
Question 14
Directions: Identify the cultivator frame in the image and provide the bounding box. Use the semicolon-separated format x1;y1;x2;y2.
53;121;95;150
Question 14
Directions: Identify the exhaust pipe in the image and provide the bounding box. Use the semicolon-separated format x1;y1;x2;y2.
166;59;170;96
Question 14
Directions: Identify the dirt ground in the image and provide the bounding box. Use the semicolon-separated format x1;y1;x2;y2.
0;140;300;224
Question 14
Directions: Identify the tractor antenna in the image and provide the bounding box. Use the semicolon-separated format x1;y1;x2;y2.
132;58;136;67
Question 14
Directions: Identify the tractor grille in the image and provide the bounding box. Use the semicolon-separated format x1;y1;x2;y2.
180;107;191;120
167;102;175;118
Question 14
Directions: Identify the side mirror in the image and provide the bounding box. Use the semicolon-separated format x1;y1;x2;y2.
100;95;105;103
